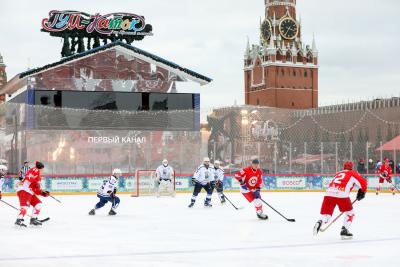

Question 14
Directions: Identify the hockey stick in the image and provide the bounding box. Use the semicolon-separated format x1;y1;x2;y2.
391;183;400;194
50;195;62;203
0;199;50;222
222;194;243;210
319;199;358;233
261;199;296;222
0;199;20;211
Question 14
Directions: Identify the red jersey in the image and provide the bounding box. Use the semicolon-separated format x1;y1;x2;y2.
379;164;392;179
16;167;42;195
326;170;367;198
234;167;263;191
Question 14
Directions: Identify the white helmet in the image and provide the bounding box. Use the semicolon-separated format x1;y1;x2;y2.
162;159;168;166
214;160;221;167
112;168;122;178
0;164;7;176
203;157;210;163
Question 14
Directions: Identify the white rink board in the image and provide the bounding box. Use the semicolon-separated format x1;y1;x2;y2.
0;193;399;267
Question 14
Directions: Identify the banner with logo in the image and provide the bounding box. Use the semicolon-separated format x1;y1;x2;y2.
1;174;398;193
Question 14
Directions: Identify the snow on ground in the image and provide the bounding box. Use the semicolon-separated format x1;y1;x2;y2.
0;192;399;267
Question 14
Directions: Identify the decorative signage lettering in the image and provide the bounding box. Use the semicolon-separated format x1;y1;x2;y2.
41;10;153;57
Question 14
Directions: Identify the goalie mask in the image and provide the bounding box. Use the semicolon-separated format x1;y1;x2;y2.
162;159;168;167
203;157;210;167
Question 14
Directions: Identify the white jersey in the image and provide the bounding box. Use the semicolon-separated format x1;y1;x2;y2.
0;164;7;192
213;167;224;182
98;175;118;197
156;165;174;180
0;176;4;192
193;165;214;185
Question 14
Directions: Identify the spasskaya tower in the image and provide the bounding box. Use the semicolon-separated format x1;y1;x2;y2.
244;0;318;109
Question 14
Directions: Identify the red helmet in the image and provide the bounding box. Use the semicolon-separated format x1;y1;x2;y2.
343;161;353;170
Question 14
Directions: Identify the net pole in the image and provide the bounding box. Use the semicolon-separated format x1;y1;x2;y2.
335;142;338;173
304;142;307;174
320;142;323;173
289;142;292;174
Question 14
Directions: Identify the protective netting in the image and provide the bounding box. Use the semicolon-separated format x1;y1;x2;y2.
1;99;400;175
0;102;201;174
207;99;400;175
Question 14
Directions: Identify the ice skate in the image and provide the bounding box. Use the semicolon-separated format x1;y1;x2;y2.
204;200;212;208
220;196;226;204
30;218;42;226
256;211;268;220
108;209;117;216
15;219;27;227
313;220;322;236
188;202;195;208
89;209;95;215
340;226;353;240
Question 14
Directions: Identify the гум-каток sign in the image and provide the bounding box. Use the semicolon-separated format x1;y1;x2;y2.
41;10;153;36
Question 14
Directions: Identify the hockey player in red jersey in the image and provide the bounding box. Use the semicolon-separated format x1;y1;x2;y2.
15;161;50;227
376;159;394;195
235;159;268;220
313;161;367;239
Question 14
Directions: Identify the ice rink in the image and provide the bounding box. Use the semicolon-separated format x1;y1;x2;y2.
0;192;399;267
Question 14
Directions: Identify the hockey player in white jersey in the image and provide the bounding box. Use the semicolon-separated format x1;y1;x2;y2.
89;169;122;216
188;157;214;208
155;159;175;197
0;163;7;200
212;160;226;204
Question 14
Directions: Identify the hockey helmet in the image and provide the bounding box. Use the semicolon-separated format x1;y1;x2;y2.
36;161;44;169
162;159;168;166
343;161;353;170
0;164;7;175
112;168;122;178
214;160;221;167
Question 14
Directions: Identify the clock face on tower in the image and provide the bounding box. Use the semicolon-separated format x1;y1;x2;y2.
279;17;298;40
260;19;272;42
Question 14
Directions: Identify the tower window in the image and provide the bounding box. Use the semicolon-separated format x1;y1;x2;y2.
281;70;284;76
292;102;295;107
304;71;308;77
293;71;296;77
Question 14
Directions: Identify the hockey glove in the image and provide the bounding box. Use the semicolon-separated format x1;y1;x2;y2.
210;181;216;189
356;189;366;201
216;180;222;188
240;183;249;191
254;187;261;199
41;190;50;197
191;178;196;186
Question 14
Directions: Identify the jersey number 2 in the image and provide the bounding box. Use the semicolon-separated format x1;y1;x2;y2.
332;173;345;184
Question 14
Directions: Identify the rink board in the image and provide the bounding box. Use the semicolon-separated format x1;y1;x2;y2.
1;174;399;194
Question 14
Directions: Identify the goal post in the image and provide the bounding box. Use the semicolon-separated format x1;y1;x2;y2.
131;169;176;197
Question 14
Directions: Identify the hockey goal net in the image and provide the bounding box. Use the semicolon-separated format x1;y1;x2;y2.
131;170;176;197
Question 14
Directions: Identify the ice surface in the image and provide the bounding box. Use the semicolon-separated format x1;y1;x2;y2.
0;192;399;267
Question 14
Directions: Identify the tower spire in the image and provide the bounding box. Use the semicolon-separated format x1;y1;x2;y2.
244;36;251;58
0;52;4;67
312;33;318;53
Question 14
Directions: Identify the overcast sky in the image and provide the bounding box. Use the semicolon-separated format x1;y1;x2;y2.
0;0;399;111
